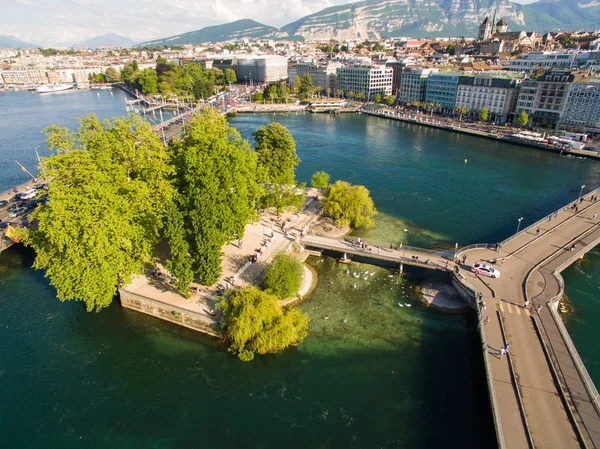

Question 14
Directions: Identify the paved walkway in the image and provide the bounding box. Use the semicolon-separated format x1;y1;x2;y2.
461;193;600;449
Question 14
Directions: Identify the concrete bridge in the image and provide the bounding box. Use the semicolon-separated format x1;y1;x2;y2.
302;189;600;449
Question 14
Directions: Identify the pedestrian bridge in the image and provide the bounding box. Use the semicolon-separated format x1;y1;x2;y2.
302;187;600;449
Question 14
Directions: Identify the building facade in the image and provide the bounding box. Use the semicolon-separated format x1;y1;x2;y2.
397;68;438;104
506;52;579;72
336;65;393;100
425;72;460;111
515;70;575;129
559;80;600;135
455;72;523;122
291;61;342;92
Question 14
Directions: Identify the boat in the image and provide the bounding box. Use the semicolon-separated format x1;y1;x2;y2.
36;84;74;94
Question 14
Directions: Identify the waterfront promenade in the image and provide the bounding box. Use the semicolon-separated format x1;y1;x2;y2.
302;191;600;449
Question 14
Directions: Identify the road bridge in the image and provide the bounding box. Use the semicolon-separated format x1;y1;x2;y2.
302;189;600;449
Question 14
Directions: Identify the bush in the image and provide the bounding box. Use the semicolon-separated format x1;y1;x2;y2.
218;287;309;361
262;253;304;299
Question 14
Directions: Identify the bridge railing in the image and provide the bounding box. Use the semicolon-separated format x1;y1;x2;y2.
456;243;497;255
338;238;455;260
501;186;600;247
549;238;600;415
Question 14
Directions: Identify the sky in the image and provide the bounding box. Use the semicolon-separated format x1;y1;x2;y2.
3;0;538;47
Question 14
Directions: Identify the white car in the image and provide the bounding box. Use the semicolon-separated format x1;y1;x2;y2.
20;188;37;200
471;263;501;279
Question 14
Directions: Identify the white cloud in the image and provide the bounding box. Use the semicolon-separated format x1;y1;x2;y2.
3;0;347;46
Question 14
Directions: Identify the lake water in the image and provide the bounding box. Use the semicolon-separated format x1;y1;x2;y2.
0;91;598;448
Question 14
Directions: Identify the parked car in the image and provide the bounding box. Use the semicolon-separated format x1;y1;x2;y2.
0;200;7;208
7;201;25;212
20;189;38;200
471;263;501;279
0;222;9;229
8;207;26;218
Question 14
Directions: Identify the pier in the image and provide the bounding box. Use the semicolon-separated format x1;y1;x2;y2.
301;189;600;449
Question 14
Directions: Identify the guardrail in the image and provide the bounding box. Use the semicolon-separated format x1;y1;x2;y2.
549;236;600;415
501;187;600;247
456;243;497;256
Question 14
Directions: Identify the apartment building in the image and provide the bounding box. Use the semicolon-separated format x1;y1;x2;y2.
455;72;524;122
397;68;438;104
290;61;343;92
425;72;461;111
506;52;579;72
515;70;575;129
559;79;600;135
336;65;393;100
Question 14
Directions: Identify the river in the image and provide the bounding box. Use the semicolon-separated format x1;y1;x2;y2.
0;90;598;448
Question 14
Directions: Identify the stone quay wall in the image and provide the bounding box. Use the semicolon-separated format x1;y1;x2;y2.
119;289;218;337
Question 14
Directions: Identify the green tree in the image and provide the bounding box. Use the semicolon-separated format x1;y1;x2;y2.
253;123;300;185
374;93;382;103
262;253;304;299
104;67;120;83
120;64;136;84
298;73;314;100
225;68;237;84
218;287;309;361
23;114;174;311
170;110;259;285
163;200;194;296
322;181;377;229
517;110;529;127
335;89;343;98
479;108;489;121
446;43;456;55
137;68;158;94
132;60;139;72
386;96;395;106
251;92;263;102
311;171;330;191
325;87;332;98
267;84;278;103
454;105;470;121
355;91;365;102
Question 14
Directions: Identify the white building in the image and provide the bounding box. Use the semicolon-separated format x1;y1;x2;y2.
455;72;524;122
506;51;579;72
559;79;600;135
290;61;343;92
336;65;393;100
397;68;438;104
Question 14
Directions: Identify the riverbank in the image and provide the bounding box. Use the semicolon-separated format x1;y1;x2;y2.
362;108;600;161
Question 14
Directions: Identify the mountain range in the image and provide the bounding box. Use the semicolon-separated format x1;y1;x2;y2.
139;0;600;46
0;34;39;48
72;33;136;49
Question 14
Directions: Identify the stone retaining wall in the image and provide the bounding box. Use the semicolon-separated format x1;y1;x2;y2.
119;289;218;337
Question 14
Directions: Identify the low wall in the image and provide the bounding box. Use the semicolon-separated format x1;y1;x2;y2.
119;289;218;337
451;273;477;309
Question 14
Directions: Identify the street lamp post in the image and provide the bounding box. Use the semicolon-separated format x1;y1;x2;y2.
579;184;586;201
516;217;524;234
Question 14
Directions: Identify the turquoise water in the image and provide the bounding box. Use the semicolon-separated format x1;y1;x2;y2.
0;93;598;448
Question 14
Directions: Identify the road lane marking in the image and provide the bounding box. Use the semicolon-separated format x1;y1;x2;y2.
499;302;505;312
524;308;531;317
515;305;521;315
506;303;513;313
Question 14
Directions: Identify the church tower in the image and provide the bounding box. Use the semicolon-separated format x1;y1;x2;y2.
478;17;492;41
496;18;508;33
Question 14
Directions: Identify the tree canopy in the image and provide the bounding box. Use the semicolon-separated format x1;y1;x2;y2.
322;180;377;229
170;109;259;285
311;171;330;190
479;108;489;121
262;253;304;299
23;114;174;311
218;287;309;361
254;123;300;185
517;111;529;127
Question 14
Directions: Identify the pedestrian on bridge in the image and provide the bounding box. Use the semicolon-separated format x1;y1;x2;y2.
524;299;529;309
499;348;506;359
594;213;598;220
